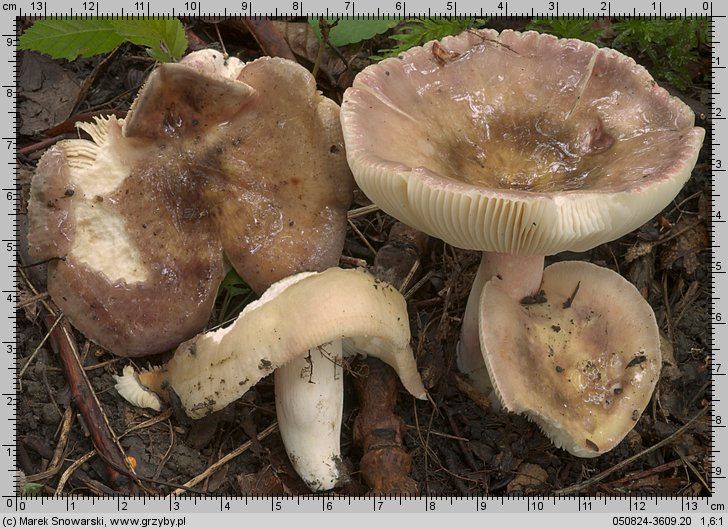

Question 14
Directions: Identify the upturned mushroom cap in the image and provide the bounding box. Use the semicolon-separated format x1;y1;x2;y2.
340;29;704;255
479;261;661;457
116;267;426;420
28;50;353;357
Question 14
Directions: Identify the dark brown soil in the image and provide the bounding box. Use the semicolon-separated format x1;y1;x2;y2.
15;17;713;497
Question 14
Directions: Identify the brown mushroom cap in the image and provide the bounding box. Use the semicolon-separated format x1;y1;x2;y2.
28;51;353;357
341;29;704;255
479;260;661;457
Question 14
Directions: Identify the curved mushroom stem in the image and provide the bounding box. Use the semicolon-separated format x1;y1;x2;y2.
457;253;544;390
275;342;345;492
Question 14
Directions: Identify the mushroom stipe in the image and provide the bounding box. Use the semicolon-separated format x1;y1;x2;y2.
115;267;427;490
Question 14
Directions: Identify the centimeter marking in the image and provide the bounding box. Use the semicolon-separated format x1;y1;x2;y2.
3;7;16;505
4;0;725;514
4;0;724;18
1;495;727;514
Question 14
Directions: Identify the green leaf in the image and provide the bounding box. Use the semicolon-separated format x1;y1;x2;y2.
526;17;603;44
111;18;187;62
611;18;707;90
307;17;400;47
23;483;44;496
18;18;188;62
374;17;486;60
18;19;124;60
218;268;251;298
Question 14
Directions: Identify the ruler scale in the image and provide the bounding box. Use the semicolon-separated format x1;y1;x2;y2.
4;0;725;524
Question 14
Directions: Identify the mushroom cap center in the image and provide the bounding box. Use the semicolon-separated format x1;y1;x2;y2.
439;110;615;192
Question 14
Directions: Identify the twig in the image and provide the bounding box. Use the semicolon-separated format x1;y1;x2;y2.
403;424;469;442
662;273;675;345
213;23;228;59
154;418;176;481
23;410;73;484
82;357;124;372
666;190;703;216
655;218;703;246
451;372;491;412
347;218;377;256
120;409;174;437
403;269;434;300
45;110;127;137
554;405;710;494
606;457;691;485
18;134;76;157
16;291;48;309
347;204;380;219
674;448;711;492
18;313;62;380
169;421;278;496
70;47;121;116
54;450;96;497
56;319;140;493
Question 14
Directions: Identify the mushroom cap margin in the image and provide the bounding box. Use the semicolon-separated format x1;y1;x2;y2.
340;29;705;255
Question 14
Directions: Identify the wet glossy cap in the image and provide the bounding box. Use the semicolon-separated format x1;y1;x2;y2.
340;29;705;255
28;50;353;357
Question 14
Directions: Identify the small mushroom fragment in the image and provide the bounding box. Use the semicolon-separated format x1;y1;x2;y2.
114;267;427;489
481;261;661;456
27;49;352;357
340;29;704;455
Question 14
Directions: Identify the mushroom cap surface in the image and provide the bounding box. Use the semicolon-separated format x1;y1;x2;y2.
159;267;427;419
27;50;353;357
479;260;661;457
341;29;705;255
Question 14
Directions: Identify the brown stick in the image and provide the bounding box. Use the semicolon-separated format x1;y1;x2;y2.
352;222;430;495
237;17;298;62
352;359;418;494
42;311;138;494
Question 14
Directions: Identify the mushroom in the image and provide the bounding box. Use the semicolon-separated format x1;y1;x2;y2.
114;267;427;490
480;261;661;456
28;49;366;488
340;29;704;455
27;49;353;357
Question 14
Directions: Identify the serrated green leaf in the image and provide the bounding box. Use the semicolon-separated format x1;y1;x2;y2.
18;19;124;60
307;17;400;47
111;18;187;62
18;18;188;63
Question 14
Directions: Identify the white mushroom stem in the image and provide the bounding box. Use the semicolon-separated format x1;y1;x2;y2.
114;267;427;489
457;253;545;390
275;343;344;492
